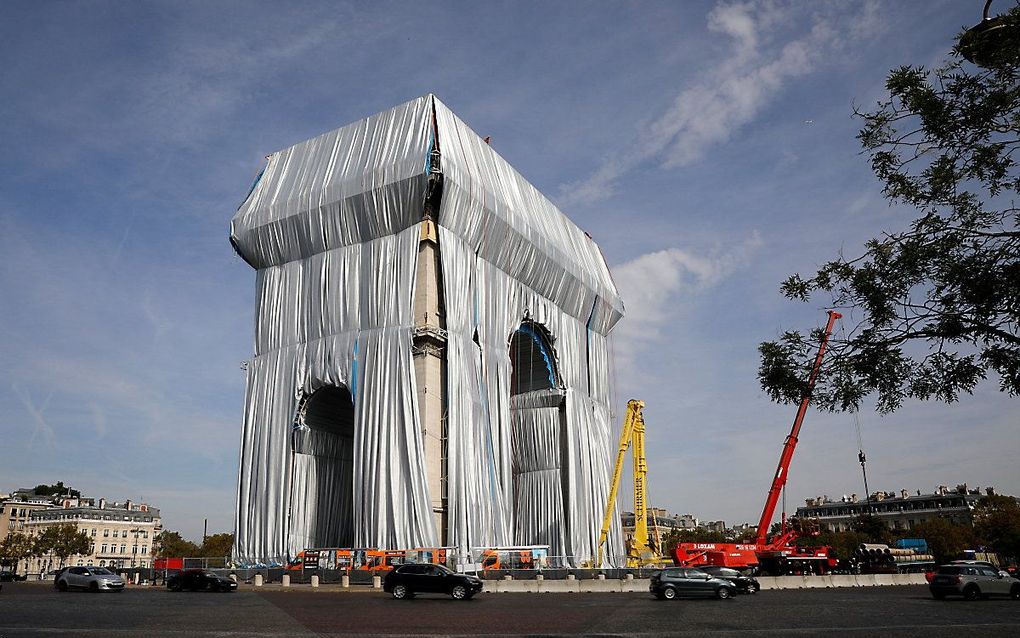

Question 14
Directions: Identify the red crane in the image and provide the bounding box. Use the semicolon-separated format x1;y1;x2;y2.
673;310;842;575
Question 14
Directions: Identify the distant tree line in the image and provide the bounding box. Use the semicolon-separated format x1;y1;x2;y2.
659;495;1020;565
0;525;235;572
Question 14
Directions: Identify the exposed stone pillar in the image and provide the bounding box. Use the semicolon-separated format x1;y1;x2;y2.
412;218;448;544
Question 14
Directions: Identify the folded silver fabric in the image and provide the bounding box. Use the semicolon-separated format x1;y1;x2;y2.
231;95;624;568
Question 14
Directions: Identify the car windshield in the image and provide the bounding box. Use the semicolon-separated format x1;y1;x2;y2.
91;567;113;575
433;564;454;575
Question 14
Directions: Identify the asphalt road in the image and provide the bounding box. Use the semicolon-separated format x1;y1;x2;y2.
1;582;1018;637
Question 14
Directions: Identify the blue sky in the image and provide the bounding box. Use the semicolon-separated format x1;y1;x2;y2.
1;1;1016;542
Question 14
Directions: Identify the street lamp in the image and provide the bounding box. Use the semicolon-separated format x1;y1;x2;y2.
959;0;1018;68
130;528;142;568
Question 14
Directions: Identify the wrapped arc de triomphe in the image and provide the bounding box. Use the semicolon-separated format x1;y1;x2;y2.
229;95;626;568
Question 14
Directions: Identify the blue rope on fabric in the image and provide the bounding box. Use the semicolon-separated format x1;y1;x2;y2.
517;323;556;388
351;339;359;404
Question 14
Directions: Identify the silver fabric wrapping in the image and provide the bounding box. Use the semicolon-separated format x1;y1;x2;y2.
231;94;623;567
435;94;623;566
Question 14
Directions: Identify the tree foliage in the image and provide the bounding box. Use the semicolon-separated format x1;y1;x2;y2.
199;533;234;558
911;518;976;564
35;524;92;567
31;481;80;498
760;8;1020;413
973;494;1020;560
0;532;37;568
155;530;200;558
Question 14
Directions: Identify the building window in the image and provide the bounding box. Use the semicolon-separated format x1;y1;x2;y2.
120;544;126;554
113;530;119;538
91;528;97;537
101;544;107;553
103;529;109;537
141;545;147;554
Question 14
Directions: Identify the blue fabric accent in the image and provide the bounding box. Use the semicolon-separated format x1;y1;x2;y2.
425;134;434;174
246;165;266;200
351;339;359;403
517;323;556;388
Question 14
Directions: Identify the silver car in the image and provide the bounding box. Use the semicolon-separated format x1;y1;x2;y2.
929;564;1020;600
54;566;125;592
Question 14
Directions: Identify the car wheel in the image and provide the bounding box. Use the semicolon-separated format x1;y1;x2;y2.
56;579;68;592
662;586;677;600
717;587;733;600
391;584;409;600
962;585;980;601
451;585;468;600
748;583;760;594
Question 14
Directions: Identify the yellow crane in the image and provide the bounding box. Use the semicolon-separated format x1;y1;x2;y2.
595;399;663;568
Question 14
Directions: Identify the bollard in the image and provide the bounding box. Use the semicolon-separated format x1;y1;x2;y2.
372;574;381;589
311;574;320;588
503;574;513;580
536;573;544;581
625;573;634;581
282;573;291;587
254;573;264;587
566;573;576;581
230;573;238;583
133;573;140;585
341;573;350;588
597;573;606;580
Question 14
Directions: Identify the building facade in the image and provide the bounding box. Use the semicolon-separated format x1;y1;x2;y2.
796;484;1006;532
1;491;57;543
19;497;161;575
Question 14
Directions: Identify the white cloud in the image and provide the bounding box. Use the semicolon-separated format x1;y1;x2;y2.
13;385;56;449
560;1;881;206
611;232;762;378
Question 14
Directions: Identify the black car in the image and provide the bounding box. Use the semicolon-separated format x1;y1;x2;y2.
0;570;27;582
649;567;737;600
383;563;483;600
697;566;760;594
167;569;238;592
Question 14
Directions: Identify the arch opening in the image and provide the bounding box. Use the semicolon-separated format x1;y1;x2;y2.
508;321;568;558
509;322;559;395
290;384;355;551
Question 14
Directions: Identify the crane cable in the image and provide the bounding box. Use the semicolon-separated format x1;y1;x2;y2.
838;316;872;513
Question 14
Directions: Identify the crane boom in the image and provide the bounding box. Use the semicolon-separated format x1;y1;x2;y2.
595;399;651;568
755;310;841;546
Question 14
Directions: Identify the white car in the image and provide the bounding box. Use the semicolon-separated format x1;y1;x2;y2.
54;566;125;592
